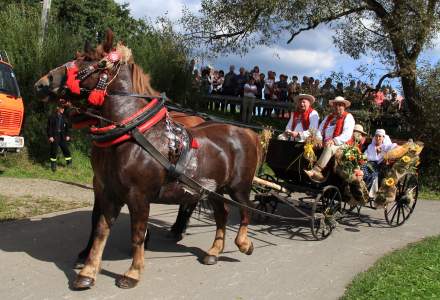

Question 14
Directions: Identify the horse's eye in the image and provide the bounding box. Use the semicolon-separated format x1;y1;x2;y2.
48;74;53;82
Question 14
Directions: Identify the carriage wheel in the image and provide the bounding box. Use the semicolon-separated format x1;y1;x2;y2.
384;174;418;227
311;185;342;240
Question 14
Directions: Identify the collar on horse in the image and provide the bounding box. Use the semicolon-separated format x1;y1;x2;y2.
88;97;168;147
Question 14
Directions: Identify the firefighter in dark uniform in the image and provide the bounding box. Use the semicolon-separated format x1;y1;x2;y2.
47;104;72;172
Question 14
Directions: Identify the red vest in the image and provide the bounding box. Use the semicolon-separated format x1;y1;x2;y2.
291;107;313;131
322;111;353;144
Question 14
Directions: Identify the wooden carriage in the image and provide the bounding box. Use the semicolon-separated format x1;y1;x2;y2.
252;139;419;240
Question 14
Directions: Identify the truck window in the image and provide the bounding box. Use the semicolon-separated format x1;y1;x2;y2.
0;63;20;97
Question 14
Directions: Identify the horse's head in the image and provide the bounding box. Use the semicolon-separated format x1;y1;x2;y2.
34;29;127;106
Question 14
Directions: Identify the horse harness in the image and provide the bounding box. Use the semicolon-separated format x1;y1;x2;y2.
64;57;305;222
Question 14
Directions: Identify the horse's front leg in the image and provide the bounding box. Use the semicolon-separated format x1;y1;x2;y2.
73;200;121;289
202;200;229;265
75;176;102;268
116;199;150;289
75;197;100;269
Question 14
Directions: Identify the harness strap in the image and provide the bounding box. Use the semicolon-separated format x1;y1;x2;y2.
91;98;165;143
94;108;167;147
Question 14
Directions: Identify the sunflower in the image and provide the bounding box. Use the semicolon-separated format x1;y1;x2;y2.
401;155;411;163
348;155;355;161
385;177;395;187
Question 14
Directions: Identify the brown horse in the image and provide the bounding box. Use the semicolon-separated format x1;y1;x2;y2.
35;33;261;289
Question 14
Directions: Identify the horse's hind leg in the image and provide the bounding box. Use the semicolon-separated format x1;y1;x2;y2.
116;199;150;289
169;203;197;241
202;200;229;265
230;190;254;255
73;200;122;289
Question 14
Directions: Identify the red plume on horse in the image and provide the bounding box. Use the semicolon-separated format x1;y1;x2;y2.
35;29;261;290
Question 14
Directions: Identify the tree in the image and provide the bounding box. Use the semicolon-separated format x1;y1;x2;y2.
182;0;440;113
1;1;194;160
52;0;149;43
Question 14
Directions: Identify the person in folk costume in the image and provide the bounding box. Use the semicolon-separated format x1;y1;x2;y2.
47;103;72;172
278;94;319;142
362;129;397;197
305;96;355;182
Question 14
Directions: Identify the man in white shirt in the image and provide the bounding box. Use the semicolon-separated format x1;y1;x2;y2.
278;94;319;142
305;96;355;182
242;77;258;123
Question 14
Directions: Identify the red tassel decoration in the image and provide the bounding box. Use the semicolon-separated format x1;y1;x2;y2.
191;138;200;149
65;64;81;95
88;89;107;106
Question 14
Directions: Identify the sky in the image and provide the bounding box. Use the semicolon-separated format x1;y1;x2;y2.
116;0;440;86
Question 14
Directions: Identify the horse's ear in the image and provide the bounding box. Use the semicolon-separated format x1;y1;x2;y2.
103;28;114;53
84;40;93;54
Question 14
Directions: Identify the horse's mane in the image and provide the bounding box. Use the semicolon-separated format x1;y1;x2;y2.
131;63;160;96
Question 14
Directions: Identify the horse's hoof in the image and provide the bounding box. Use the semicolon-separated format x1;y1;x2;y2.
245;242;254;255
203;255;218;265
116;275;139;289
73;275;95;290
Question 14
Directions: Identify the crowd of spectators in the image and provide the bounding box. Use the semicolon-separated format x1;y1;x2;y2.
192;64;404;121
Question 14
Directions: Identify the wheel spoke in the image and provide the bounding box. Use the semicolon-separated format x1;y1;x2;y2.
390;204;399;223
386;202;398;217
396;206;401;224
401;175;408;194
401;206;406;220
402;203;412;213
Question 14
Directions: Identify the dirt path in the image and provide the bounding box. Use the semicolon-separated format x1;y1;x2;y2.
0;177;439;300
0;177;93;205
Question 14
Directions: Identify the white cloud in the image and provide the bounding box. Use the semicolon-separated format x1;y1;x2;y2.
211;46;336;79
115;0;199;21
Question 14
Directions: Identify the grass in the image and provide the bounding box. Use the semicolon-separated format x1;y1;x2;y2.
0;194;89;222
342;235;440;300
0;148;93;185
419;188;440;200
0;143;439;200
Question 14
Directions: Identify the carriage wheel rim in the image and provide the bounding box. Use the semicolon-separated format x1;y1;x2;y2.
385;174;418;226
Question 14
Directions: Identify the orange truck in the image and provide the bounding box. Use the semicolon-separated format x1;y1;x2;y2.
0;51;24;153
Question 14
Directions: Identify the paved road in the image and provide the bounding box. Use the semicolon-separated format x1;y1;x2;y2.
0;182;439;299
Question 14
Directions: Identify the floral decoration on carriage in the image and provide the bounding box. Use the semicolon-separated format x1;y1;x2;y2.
375;140;424;207
331;139;423;208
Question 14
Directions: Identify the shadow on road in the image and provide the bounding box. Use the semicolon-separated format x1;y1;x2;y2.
0;210;214;288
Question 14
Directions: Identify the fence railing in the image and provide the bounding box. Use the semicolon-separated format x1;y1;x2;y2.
199;94;296;113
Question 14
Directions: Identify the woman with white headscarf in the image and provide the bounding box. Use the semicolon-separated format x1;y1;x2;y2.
362;129;397;197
